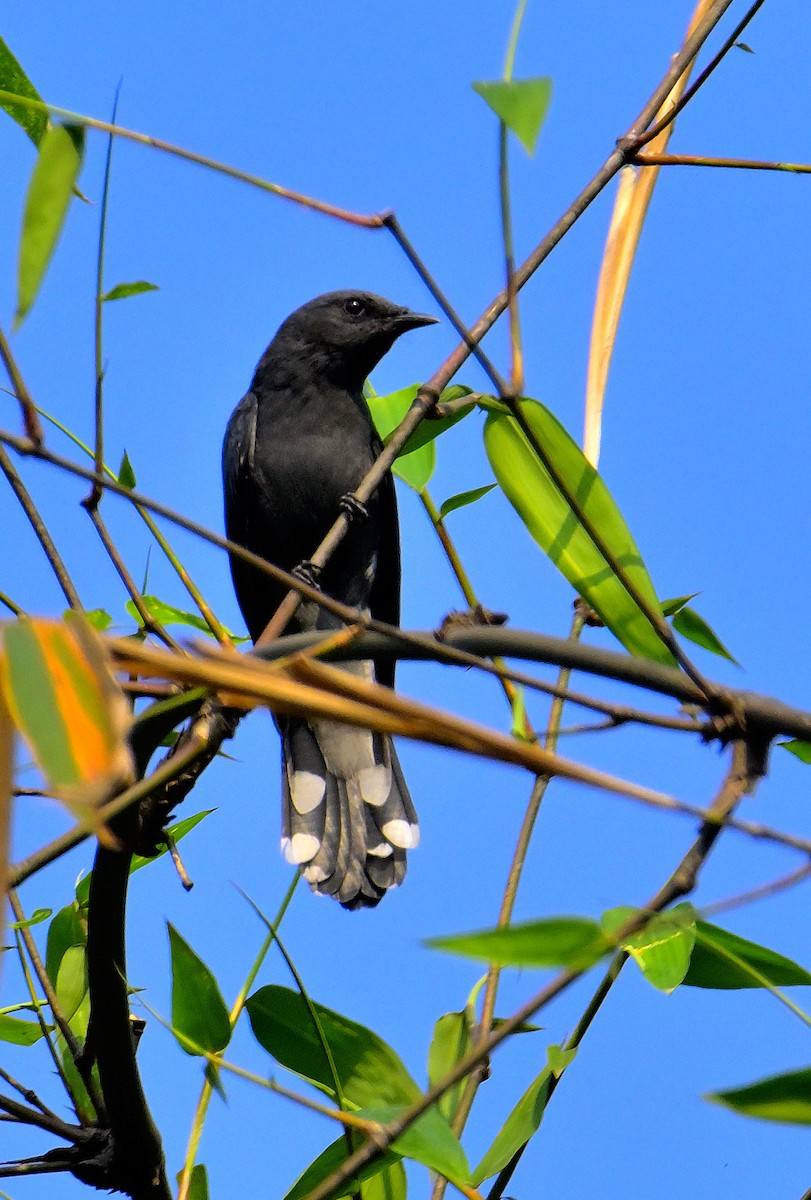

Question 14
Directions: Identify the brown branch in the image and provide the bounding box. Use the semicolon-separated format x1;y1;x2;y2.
0;443;82;609
634;152;811;173
305;744;753;1200
629;0;768;150
0;326;43;445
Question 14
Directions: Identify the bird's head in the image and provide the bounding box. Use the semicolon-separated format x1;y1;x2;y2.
275;290;438;387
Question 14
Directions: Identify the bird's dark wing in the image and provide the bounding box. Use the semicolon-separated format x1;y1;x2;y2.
222;390;259;634
369;467;401;689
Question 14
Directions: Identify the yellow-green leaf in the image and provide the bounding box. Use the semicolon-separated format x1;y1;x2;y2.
0;38;48;146
484;400;672;664
472;77;553;154
16;123;85;327
1;615;133;830
102;280;159;303
707;1067;811;1125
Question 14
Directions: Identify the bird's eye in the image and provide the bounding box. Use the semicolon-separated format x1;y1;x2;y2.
343;297;366;317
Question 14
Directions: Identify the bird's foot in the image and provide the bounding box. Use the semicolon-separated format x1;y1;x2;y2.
292;560;323;590
339;492;369;522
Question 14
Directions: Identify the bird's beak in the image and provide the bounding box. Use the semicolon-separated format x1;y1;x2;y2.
392;308;439;332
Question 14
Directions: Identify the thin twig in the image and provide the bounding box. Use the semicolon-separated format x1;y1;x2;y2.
630;0;768;149
0;325;42;445
0;443;82;609
0;90;385;229
634;152;811;173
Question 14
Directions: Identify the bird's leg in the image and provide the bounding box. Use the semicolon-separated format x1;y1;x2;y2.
339;492;369;522
292;560;323;590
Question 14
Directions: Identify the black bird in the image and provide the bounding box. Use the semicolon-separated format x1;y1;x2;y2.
223;290;437;908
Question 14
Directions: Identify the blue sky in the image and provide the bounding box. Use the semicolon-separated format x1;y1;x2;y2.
2;3;811;1198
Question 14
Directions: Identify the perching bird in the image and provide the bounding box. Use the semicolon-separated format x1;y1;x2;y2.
222;290;437;908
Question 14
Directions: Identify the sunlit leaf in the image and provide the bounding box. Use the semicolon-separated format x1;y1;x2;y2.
102;280;159;303
246;984;420;1107
602;904;696;992
672;606;738;664
472;77;553;154
368;383;476;491
175;1163;209;1200
426;917;608;969
358;1104;471;1186
428;1010;472;1121
0;1014;45;1045
1;615;133;831
45;901;86;987
10;907;51;930
282;1136;404;1200
660;594;699;618
15;123;85;327
55;944;87;1023
684;922;811;990
546;1043;577;1077
168;924;231;1056
0;37;48;146
707;1067;811;1124
484;399;672;664
781;739;811;764
125;595;247;642
473;1066;552;1184
438;483;497;520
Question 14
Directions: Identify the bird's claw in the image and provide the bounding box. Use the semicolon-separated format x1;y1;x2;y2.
339;492;369;522
292;560;322;590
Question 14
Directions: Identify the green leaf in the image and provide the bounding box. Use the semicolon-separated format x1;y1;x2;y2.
131;810;214;875
400;385;477;455
707;1067;811;1124
125;595;247;642
175;1164;209;1200
367;384;476;492
684;922;811;990
602;904;696;992
102;280;159;303
546;1043;577;1077
75;810;214;906
282;1136;404;1200
428;1011;472;1122
672;606;738;664
660;593;699;618
438;483;496;520
780;739;811;764
367;385;435;491
358;1104;470;1186
55;944;87;1022
84;609;113;632
735;41;755;53
426;917;608;970
472;1067;552;1184
10;906;51;930
118;450;137;490
45;902;86;987
0;37;48;146
0;1014;45;1045
472;77;553;154
16;123;85;327
245;984;420;1108
168;924;231;1055
483;400;672;664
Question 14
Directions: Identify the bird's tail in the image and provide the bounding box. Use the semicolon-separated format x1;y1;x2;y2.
280;707;419;910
